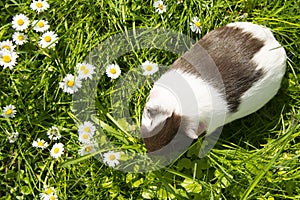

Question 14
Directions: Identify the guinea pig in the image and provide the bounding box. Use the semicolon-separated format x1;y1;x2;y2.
141;22;287;153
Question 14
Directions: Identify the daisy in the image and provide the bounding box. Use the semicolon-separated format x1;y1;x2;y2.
78;121;96;143
190;16;202;34
78;143;98;156
40;193;58;200
0;40;15;52
32;20;50;32
76;62;95;80
103;151;120;167
141;60;158;75
32;138;49;149
105;64;121;79
39;186;56;200
0;49;18;70
12;14;30;31
39;31;58;49
12;32;28;45
8;132;19;143
153;0;166;14
59;74;82;94
50;143;64;159
30;0;50;13
47;126;61;140
177;0;183;4
1;104;17;118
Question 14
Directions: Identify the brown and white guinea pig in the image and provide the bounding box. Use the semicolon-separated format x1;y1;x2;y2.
141;22;287;153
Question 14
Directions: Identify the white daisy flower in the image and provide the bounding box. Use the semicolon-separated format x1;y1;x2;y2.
141;60;158;75
12;32;28;45
32;20;50;32
12;14;30;31
30;0;50;13
177;0;183;4
76;62;95;80
0;40;15;52
78;121;96;144
46;193;58;200
78;121;96;135
32;138;49;149
39;186;56;200
105;64;121;79
47;126;61;140
50;143;64;159
59;74;82;94
8;132;19;143
103;151;121;167
0;49;18;70
44;186;56;195
153;0;166;14
190;16;202;34
39;31;58;49
78;143;98;156
1;104;17;118
40;193;58;200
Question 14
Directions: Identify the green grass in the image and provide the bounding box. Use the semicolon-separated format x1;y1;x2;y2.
1;0;300;199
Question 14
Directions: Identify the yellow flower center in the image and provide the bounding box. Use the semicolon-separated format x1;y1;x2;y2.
17;19;24;26
85;146;92;152
53;147;60;154
109;154;116;161
110;68;117;74
158;4;163;10
44;35;52;42
36;2;43;8
17;35;24;41
145;65;153;71
83;69;89;75
80;65;86;71
5;109;13;115
50;196;55;200
2;45;10;50
84;127;91;133
45;188;53;195
2;55;11;63
195;21;201;27
37;141;44;146
82;133;89;140
67;80;74;87
37;21;45;28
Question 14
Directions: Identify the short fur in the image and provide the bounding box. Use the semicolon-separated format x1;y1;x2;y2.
143;112;182;152
199;26;265;111
141;22;287;152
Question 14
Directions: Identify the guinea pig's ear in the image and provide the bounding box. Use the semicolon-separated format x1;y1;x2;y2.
141;105;172;136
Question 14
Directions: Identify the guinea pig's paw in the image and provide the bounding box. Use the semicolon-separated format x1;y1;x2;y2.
185;129;199;139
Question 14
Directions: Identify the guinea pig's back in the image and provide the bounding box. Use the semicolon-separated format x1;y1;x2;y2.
199;22;287;123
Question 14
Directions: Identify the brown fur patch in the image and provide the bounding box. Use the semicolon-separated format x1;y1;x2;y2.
143;112;182;152
170;25;265;112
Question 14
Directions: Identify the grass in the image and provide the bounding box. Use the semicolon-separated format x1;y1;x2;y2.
0;0;299;199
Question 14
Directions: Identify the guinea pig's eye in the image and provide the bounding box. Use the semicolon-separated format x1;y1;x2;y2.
149;109;156;116
146;107;158;116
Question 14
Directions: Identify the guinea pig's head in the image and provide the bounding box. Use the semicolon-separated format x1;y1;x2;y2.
141;84;205;152
141;106;182;152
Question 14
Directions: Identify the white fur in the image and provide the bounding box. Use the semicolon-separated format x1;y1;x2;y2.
143;69;228;138
225;22;287;123
142;22;286;139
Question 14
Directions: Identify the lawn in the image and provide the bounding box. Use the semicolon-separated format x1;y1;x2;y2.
0;0;300;199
